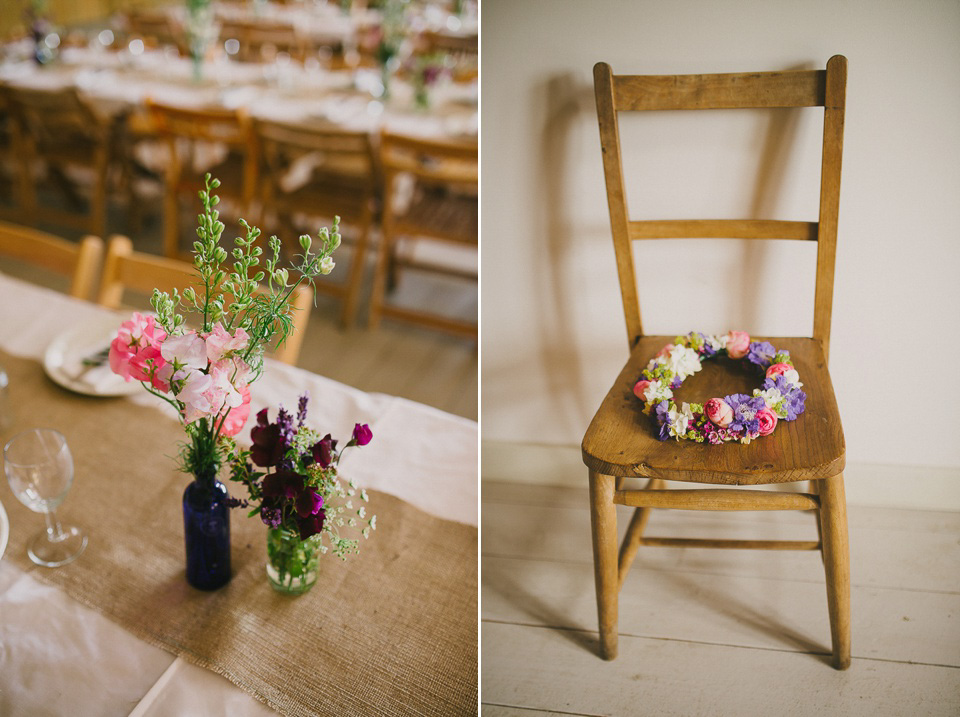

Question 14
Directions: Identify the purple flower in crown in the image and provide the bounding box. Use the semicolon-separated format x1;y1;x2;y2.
654;400;671;441
725;393;765;436
746;341;777;369
763;374;807;421
695;332;718;358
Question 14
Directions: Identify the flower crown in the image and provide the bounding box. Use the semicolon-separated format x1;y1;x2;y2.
633;331;806;445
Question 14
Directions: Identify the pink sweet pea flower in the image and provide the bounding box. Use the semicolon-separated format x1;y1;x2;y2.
756;406;778;436
160;331;207;371
176;368;215;423
725;331;751;359
219;385;251;437
109;312;168;385
655;344;675;359
205;323;250;363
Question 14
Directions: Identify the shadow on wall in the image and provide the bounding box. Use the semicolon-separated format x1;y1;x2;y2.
741;62;817;332
535;72;598;430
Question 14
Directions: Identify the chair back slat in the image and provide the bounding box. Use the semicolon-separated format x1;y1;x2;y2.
628;219;818;242
594;56;847;359
0;221;102;299
613;70;826;111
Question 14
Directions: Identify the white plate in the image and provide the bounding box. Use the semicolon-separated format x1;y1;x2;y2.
43;316;141;397
0;498;7;561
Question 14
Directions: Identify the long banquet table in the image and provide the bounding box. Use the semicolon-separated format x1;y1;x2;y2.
0;272;478;716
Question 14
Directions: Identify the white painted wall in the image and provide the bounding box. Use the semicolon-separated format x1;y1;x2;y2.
480;0;960;499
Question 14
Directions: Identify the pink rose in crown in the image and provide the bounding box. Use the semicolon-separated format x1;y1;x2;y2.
704;397;733;427
765;362;793;380
633;380;651;400
109;312;168;387
655;344;675;359
756;406;778;436
725;331;750;359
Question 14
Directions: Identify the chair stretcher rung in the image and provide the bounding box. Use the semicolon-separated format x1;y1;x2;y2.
613;488;819;511
636;537;821;551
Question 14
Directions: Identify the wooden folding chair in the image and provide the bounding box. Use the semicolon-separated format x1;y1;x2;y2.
144;100;256;261
253;119;378;328
585;57;849;668
369;132;478;338
98;235;311;365
4;86;115;238
0;220;102;299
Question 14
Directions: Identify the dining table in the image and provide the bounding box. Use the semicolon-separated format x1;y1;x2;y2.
0;271;478;716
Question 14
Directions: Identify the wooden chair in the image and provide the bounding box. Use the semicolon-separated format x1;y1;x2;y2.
254;118;378;328
97;235;311;365
369;132;477;338
585;57;849;668
0;220;103;299
220;20;306;63
0;92;22;219
144;100;256;261
4;85;115;238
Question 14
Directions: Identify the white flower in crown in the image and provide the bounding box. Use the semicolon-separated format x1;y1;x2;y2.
667;403;695;439
718;333;730;349
662;345;702;380
704;334;723;353
781;368;803;389
755;386;782;409
643;380;673;404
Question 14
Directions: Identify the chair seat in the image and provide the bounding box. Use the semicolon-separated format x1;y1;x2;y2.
396;191;478;244
581;336;845;485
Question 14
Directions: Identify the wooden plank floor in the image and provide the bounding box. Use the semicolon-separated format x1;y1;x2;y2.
481;480;960;716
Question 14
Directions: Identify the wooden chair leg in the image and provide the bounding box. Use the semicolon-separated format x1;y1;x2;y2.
617;477;663;590
367;227;391;330
809;479;823;562
341;217;370;329
588;469;618;660
819;472;851;670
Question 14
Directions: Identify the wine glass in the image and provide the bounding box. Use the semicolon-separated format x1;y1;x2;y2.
4;428;87;567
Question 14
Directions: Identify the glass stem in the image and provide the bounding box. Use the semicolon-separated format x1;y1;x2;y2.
44;509;65;542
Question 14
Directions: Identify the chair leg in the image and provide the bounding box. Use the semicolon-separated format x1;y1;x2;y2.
819;472;851;670
588;469;618;660
617;477;662;590
341;217;370;329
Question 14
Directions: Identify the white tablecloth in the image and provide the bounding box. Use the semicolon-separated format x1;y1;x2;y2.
0;272;477;716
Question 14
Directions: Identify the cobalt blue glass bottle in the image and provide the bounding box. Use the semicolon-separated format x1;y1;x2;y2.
182;472;231;590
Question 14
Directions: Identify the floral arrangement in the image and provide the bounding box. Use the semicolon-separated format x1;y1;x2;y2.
633;331;806;445
226;393;376;555
409;51;448;108
109;174;340;482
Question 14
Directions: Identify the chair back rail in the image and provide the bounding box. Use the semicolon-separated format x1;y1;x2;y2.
594;57;846;361
0;221;102;299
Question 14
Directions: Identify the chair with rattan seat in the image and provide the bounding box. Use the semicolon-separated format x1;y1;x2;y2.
0;220;102;299
97;235;311;366
144;100;256;261
369;131;478;338
253;119;378;328
4;85;115;238
585;57;849;668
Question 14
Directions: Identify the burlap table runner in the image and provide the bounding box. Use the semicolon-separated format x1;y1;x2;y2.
0;351;478;716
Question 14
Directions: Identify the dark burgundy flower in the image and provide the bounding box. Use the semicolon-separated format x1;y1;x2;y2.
256;407;270;427
352;423;373;446
311;434;337;468
261;469;303;500
250;423;284;467
296;509;326;540
295;487;323;518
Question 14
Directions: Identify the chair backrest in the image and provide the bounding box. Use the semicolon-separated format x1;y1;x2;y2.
0;221;102;299
144;99;256;202
379;132;478;191
256;119;377;188
5;86;107;151
97;235;312;365
594;56;846;361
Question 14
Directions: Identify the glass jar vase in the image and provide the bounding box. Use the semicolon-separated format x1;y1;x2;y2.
266;527;319;595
